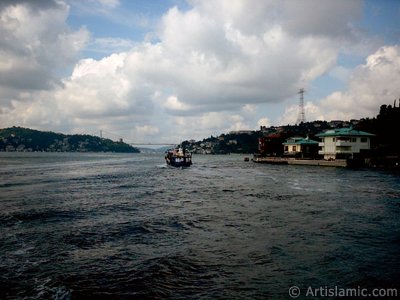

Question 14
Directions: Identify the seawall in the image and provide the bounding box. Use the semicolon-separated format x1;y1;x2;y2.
253;157;347;167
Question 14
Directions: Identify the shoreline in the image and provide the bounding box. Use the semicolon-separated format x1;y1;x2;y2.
253;157;347;167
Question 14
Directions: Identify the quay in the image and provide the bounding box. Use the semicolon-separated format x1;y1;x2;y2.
253;157;289;165
253;157;348;167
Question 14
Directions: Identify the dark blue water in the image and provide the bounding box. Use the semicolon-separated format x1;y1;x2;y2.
0;153;399;299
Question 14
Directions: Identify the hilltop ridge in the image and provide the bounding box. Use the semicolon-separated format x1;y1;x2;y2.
0;127;140;153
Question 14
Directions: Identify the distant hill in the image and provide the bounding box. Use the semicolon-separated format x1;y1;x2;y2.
181;131;263;154
0;127;140;153
137;146;170;153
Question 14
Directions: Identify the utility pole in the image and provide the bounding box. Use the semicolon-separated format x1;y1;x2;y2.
297;88;306;124
100;130;102;139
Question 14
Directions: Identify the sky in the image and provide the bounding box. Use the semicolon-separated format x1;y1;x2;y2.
0;0;399;144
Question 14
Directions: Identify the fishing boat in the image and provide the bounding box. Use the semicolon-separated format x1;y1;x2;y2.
165;147;192;167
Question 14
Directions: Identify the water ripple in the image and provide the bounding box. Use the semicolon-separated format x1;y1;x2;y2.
0;153;399;299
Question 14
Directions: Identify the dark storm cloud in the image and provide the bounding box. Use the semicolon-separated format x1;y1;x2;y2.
0;0;61;11
0;0;88;107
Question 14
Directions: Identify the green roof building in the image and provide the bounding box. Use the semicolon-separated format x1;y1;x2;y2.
316;128;374;160
283;137;319;159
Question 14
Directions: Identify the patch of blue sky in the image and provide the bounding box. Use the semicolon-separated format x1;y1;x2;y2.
308;74;346;102
337;52;365;68
308;0;400;105
361;0;400;44
67;0;190;59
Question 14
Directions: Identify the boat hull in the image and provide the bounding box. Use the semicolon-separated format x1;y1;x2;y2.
167;160;192;168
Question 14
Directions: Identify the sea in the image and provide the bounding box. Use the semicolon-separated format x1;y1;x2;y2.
0;152;399;299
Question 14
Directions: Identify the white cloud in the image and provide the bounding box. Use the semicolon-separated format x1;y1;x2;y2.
282;0;362;38
279;102;325;125
328;66;352;82
257;117;271;128
280;46;400;123
319;45;400;120
227;114;251;132
164;96;192;113
0;0;89;103
242;104;256;114
62;53;131;117
1;0;396;143
140;2;351;115
135;125;159;136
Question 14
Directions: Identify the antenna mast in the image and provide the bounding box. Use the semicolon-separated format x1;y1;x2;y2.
297;88;306;124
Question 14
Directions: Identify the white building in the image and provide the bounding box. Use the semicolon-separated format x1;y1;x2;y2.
316;128;374;160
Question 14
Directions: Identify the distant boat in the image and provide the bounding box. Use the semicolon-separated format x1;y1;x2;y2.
165;147;192;167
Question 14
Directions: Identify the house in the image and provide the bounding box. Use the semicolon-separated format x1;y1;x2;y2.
316;128;374;160
283;137;319;159
258;133;286;157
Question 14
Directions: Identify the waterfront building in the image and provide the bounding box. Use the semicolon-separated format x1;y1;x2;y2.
283;137;319;159
316;128;374;160
258;133;286;157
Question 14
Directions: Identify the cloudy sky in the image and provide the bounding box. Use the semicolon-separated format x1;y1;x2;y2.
1;0;399;143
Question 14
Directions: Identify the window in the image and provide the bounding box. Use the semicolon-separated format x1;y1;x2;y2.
284;146;288;152
361;137;367;143
351;138;357;142
333;138;336;142
293;146;297;152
